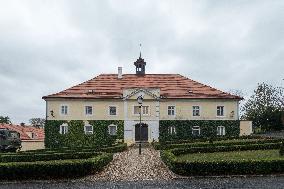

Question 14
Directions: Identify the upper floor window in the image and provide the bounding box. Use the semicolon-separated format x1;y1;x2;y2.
108;124;117;135
60;123;68;134
217;126;225;136
61;105;68;115
168;126;176;135
217;106;224;116
192;126;200;136
192;106;200;116
168;106;175;116
85;106;93;116
109;106;117;116
134;106;149;115
84;124;93;134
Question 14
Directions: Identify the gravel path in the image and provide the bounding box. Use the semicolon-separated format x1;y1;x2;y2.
86;146;176;181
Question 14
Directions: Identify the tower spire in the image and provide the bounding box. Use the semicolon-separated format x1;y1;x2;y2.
134;43;146;75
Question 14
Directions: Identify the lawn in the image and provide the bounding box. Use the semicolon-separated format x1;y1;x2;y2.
176;150;284;162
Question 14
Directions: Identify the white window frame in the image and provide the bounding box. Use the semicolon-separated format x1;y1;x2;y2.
85;105;93;116
133;105;150;116
108;106;118;116
108;124;117;136
217;126;226;136
192;106;200;117
217;106;225;117
168;126;176;135
167;106;176;116
60;123;68;134
60;105;68;116
84;124;94;135
192;126;200;136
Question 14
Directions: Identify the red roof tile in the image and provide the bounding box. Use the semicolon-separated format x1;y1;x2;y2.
43;74;242;100
0;124;44;141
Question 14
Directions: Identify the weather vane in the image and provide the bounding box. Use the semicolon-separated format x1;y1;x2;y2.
139;43;142;58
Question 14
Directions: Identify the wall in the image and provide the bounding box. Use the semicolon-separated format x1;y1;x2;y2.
240;121;253;136
46;99;239;121
21;140;45;151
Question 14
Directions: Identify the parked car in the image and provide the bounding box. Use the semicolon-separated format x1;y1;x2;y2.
0;128;22;152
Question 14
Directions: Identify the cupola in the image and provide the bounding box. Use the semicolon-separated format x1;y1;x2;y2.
134;52;146;75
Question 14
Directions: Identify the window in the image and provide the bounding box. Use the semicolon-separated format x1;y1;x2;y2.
109;106;117;115
108;124;117;135
61;105;68;115
168;106;175;116
217;106;224;116
192;106;200;116
85;106;93;115
217;126;225;136
134;106;149;115
60;123;68;134
168;126;176;135
84;125;93;134
192;126;200;136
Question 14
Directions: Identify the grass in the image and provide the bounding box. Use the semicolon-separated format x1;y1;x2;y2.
176;150;284;162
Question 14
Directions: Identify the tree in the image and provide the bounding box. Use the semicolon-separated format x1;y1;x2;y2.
29;118;46;128
0;116;11;124
241;83;284;132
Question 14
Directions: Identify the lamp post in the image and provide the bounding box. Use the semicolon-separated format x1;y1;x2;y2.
137;95;143;155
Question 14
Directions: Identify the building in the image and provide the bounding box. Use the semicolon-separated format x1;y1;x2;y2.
43;55;251;147
0;123;45;151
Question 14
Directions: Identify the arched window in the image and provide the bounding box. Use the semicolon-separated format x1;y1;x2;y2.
60;123;68;134
108;124;117;136
217;126;226;136
192;126;200;136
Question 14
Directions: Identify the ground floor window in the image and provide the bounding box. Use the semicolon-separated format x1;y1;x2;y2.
217;126;225;136
60;123;68;134
168;126;176;135
108;124;117;135
84;124;93;134
192;126;200;136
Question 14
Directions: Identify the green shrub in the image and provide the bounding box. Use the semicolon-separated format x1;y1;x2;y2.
171;143;281;156
0;152;101;163
280;142;284;156
161;150;284;176
156;138;283;150
0;153;113;180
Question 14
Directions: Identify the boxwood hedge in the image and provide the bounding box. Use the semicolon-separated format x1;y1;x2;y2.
161;150;284;176
0;153;113;180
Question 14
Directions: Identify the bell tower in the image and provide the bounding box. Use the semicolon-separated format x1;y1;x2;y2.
134;44;146;75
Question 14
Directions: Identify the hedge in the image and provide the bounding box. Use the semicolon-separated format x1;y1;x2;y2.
161;150;284;176
0;153;113;180
171;143;281;156
159;120;240;142
45;120;124;148
0;151;101;163
154;138;283;150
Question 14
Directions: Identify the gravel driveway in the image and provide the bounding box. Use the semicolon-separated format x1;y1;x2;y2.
86;146;176;181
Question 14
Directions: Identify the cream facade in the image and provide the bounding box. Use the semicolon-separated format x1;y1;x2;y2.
46;88;241;144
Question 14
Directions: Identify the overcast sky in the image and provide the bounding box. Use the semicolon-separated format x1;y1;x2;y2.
0;0;283;124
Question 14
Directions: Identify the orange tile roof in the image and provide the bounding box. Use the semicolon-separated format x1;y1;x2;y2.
0;124;44;141
43;74;242;100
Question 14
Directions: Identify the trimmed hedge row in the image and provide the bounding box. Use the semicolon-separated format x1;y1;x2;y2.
154;139;283;150
0;152;101;163
171;143;281;156
0;153;113;180
161;150;284;176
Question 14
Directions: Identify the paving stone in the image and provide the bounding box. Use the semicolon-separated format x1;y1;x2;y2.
86;146;177;181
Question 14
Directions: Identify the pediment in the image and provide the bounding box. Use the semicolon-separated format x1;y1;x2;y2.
123;88;160;100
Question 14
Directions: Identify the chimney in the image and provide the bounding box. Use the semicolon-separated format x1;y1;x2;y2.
118;67;122;79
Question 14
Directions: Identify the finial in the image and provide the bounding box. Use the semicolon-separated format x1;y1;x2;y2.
139;43;142;58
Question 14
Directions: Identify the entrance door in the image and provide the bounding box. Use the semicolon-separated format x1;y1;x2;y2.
135;123;148;142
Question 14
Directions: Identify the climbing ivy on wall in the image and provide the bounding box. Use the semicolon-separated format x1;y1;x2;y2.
159;120;240;142
45;120;124;148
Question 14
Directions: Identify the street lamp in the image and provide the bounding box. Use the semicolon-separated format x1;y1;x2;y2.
137;95;143;155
